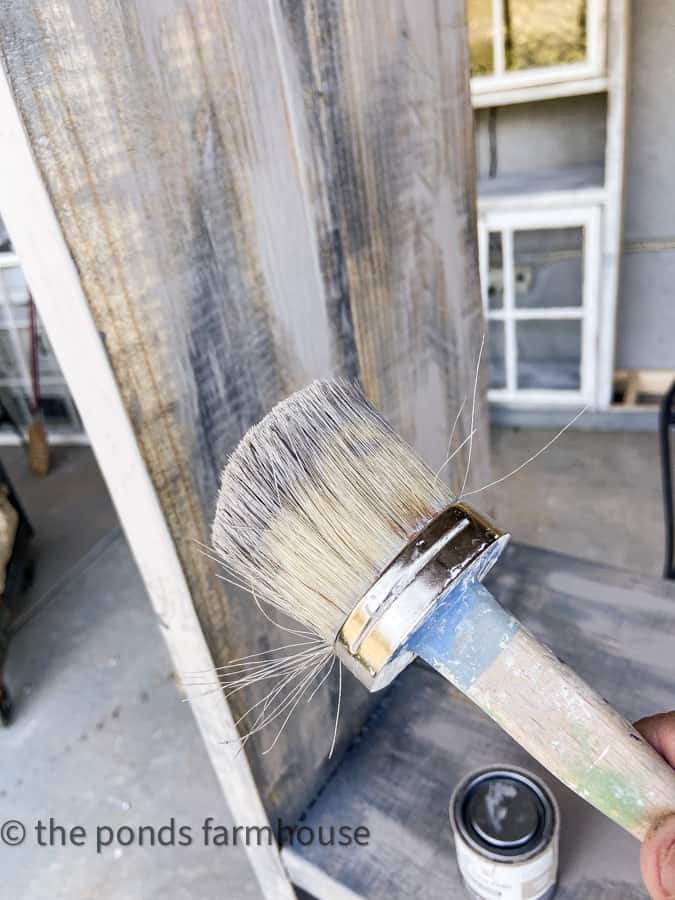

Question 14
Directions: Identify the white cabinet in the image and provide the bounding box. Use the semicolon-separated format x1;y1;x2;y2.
471;0;628;414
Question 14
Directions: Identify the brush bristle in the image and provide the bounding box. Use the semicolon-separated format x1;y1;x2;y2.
212;379;454;643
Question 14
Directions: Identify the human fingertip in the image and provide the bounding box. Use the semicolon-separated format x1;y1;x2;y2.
641;814;675;900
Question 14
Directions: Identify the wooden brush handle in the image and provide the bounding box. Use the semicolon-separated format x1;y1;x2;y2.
466;627;675;840
416;583;675;840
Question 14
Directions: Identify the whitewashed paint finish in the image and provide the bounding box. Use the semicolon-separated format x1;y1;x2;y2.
0;64;295;900
0;0;486;831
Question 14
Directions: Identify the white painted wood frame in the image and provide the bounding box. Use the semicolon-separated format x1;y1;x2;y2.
471;0;608;107
475;0;629;412
596;0;630;408
478;204;602;407
0;63;295;900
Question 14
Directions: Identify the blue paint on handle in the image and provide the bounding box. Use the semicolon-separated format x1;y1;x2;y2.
410;581;520;691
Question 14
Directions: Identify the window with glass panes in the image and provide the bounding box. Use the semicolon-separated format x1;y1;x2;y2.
468;0;606;101
478;205;600;405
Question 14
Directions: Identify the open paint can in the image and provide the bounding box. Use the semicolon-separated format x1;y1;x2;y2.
450;766;559;900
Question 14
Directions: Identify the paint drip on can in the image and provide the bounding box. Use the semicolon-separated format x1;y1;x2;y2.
450;767;559;900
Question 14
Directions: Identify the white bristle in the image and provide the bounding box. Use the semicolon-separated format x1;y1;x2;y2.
212;379;454;644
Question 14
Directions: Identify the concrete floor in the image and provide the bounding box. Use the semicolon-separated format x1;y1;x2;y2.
488;427;665;577
0;446;261;900
2;446;119;628
0;427;666;898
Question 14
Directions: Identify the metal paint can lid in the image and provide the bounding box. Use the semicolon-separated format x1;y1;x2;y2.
450;766;559;899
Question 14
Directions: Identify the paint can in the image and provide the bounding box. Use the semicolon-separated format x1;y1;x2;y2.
450;766;559;900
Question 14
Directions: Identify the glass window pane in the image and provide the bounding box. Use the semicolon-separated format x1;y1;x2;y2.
468;0;494;75
0;216;11;253
13;328;63;378
40;391;76;429
0;387;30;428
0;328;63;381
513;227;583;309
504;0;587;71
487;320;506;389
0;264;29;308
517;319;581;390
37;329;63;378
0;332;22;378
487;232;504;310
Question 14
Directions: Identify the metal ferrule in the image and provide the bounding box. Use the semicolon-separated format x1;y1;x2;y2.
334;502;510;691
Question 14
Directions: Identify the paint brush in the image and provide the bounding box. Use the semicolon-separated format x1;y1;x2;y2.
212;379;675;841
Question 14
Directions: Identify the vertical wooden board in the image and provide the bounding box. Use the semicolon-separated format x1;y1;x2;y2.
0;0;487;824
0;0;363;823
0;64;297;899
276;0;490;484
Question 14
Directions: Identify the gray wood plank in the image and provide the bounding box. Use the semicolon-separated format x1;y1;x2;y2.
284;543;675;899
0;0;487;825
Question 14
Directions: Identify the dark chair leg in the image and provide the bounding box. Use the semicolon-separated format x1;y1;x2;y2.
0;397;26;447
0;683;11;726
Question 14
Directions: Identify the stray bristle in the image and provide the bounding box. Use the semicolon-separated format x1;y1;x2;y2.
212;380;454;643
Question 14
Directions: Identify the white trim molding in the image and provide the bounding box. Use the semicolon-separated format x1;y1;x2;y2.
596;0;629;408
479;203;603;408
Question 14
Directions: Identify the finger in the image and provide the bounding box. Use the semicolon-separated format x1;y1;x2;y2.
641;814;675;900
635;712;675;768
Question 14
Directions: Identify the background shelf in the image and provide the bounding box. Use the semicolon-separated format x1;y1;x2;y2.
477;164;605;205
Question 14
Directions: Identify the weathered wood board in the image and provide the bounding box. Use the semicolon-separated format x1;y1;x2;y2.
284;542;675;899
0;0;488;824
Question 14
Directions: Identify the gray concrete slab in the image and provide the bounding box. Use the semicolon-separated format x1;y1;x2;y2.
2;528;261;899
0;445;119;627
0;425;667;899
487;426;665;577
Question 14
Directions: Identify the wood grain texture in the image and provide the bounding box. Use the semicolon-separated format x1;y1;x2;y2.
275;0;488;468
284;543;675;899
0;0;487;822
467;626;675;840
0;64;296;900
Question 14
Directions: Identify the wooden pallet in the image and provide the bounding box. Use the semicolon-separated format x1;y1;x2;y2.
614;368;675;407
